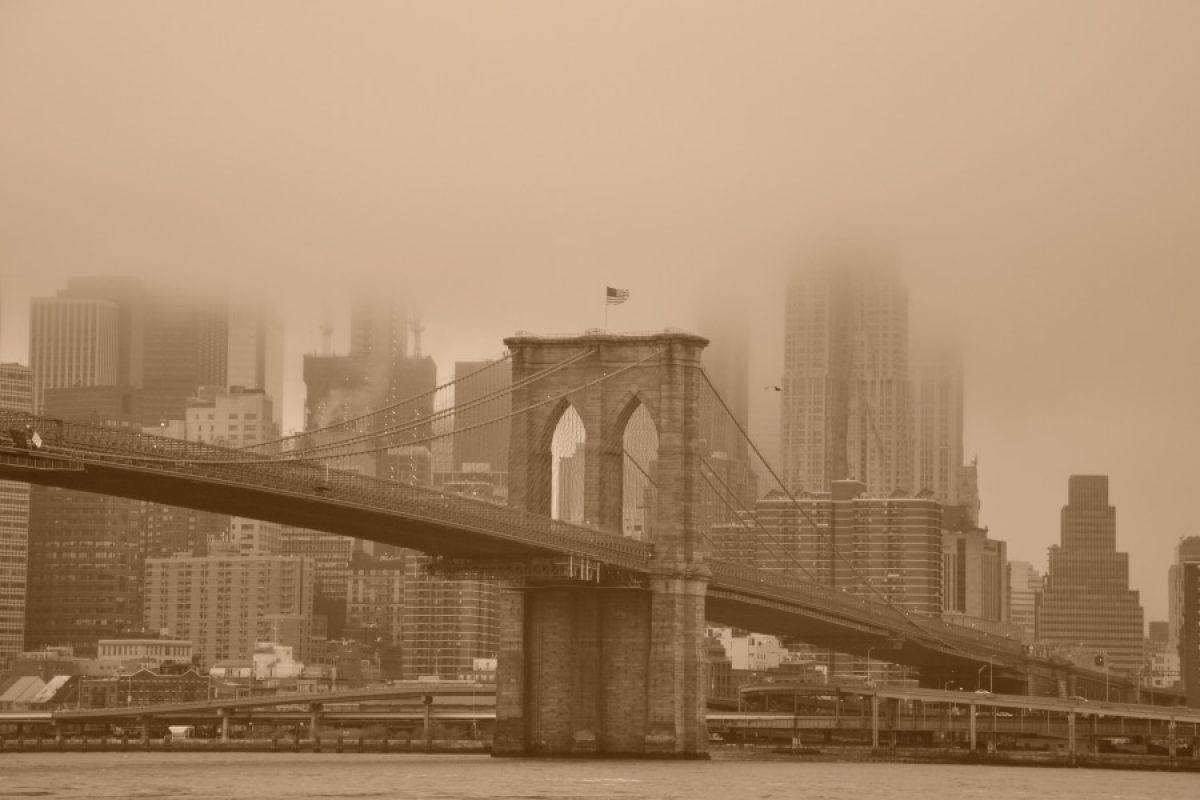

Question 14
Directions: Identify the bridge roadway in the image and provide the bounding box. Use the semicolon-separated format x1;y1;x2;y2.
5;685;1199;754
0;410;1030;677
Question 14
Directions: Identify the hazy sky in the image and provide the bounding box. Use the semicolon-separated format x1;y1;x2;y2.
2;1;1199;620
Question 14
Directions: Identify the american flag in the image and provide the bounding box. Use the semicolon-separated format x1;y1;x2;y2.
606;286;630;305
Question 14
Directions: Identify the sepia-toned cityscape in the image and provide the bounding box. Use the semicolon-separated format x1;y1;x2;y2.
2;0;1200;794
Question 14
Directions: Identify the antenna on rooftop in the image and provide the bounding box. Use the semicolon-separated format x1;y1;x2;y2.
320;301;333;356
410;314;425;358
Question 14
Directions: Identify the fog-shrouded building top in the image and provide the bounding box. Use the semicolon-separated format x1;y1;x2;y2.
1039;475;1144;674
781;261;911;497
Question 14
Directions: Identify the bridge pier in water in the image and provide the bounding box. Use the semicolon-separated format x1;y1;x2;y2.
495;332;710;758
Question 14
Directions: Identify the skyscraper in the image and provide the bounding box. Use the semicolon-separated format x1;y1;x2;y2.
781;260;912;495
29;294;119;412
1169;536;1200;703
1008;560;1043;643
24;387;146;654
910;341;964;505
0;363;33;670
451;359;512;474
1038;476;1144;674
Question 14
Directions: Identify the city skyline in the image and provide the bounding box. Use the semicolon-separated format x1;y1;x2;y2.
3;1;1200;628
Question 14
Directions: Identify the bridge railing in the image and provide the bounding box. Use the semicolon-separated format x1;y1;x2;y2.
0;410;653;570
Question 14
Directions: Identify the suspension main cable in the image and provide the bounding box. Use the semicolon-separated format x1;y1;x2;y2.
280;347;668;463
70;348;667;467
696;454;821;584
247;351;513;451
278;348;595;460
698;369;947;643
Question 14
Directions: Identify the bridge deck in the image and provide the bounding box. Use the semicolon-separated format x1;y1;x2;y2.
1;410;1033;674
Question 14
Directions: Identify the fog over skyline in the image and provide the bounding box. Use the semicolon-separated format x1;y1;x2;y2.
2;1;1199;621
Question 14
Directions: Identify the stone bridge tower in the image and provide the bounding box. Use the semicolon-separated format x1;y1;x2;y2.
495;331;710;758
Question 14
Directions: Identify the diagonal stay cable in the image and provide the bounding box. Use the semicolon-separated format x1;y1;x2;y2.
276;348;593;460
248;351;512;451
697;369;954;649
52;348;668;468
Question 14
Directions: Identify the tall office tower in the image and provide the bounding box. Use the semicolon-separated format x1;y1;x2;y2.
781;261;912;496
374;355;437;483
697;306;756;523
29;294;119;412
957;459;981;527
58;276;146;390
24;387;147;655
143;554;313;668
1039;476;1144;674
754;480;943;615
142;290;282;428
1179;554;1200;706
185;386;282;555
1169;537;1200;681
451;359;512;474
1008;560;1043;643
911;342;964;505
941;507;1008;623
350;295;408;364
0;363;33;670
225;303;284;428
400;555;499;681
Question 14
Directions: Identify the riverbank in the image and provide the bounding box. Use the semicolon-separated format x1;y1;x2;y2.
5;738;1200;772
714;743;1200;772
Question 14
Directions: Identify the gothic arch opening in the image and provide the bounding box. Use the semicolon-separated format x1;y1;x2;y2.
549;404;586;524
619;402;658;541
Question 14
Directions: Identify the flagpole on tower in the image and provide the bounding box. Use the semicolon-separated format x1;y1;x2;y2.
605;286;629;332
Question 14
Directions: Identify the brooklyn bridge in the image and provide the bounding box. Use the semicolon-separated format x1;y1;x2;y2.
0;331;1136;757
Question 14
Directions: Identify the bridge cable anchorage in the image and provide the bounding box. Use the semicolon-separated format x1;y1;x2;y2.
269;348;592;461
243;350;513;452
697;369;969;656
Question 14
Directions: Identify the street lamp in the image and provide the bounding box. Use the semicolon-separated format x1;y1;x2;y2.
976;656;995;692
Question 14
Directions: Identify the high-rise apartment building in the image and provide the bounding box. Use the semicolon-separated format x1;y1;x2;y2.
1038;476;1144;674
400;555;498;681
0;363;33;670
781;261;912;496
753;480;943;615
345;554;406;647
143;554;313;668
186;386;281;556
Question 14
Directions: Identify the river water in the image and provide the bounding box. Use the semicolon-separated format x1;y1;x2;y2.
0;752;1195;799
